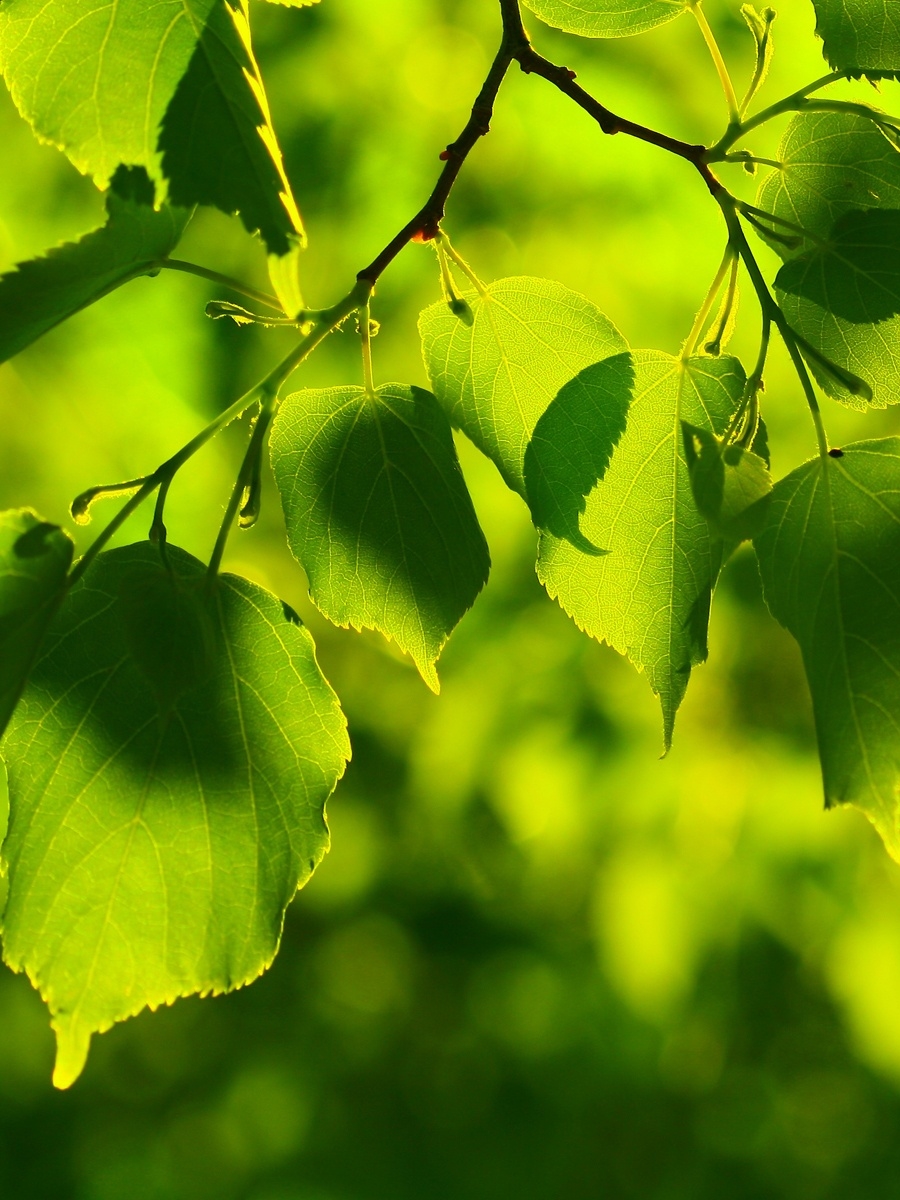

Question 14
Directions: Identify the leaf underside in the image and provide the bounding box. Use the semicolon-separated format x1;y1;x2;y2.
520;0;687;38
0;510;73;741
0;543;349;1089
754;439;900;860
271;384;490;691
537;352;746;746
812;0;900;75
757;111;900;408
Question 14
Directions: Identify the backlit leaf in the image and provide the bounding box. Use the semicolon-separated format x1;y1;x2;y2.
537;353;745;746
754;439;900;859
812;0;900;75
419;276;627;499
0;168;189;363
521;0;688;38
0;511;73;740
0;543;349;1089
758;111;900;407
271;384;490;692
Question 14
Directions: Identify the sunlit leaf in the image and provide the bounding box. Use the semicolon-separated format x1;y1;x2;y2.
754;439;900;859
0;511;73;740
682;423;772;541
419;276;627;499
0;168;189;363
758;111;900;407
271;384;490;692
0;543;349;1089
812;0;900;75
537;353;745;746
521;0;688;38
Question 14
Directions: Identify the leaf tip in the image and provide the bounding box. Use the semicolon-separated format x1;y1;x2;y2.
51;1018;91;1089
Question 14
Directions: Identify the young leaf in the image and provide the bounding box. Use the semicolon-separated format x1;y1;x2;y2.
520;0;688;38
0;510;73;740
0;543;349;1089
682;424;772;542
812;0;900;75
0;0;303;261
270;384;490;692
758;111;900;407
537;353;746;747
158;0;305;260
754;439;900;860
419;276;627;498
0;168;189;363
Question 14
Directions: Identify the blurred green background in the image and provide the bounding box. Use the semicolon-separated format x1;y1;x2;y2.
3;0;900;1195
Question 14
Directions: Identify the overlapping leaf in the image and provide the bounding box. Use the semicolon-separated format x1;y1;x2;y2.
0;543;349;1089
812;0;900;75
0;169;189;363
521;0;687;38
0;0;304;275
758;111;900;407
754;439;900;859
271;384;490;691
0;511;73;740
419;277;627;499
537;353;746;745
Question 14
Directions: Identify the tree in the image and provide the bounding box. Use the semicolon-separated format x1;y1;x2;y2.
0;0;899;1091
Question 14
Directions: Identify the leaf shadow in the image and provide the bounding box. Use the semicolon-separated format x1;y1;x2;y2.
523;352;634;553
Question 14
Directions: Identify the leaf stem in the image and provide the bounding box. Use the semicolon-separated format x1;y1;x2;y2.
682;243;735;359
207;400;276;579
360;302;376;397
705;251;740;356
158;259;283;312
689;0;740;125
709;71;850;157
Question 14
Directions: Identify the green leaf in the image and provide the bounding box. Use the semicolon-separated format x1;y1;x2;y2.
0;0;303;260
270;384;490;692
812;0;900;75
0;543;349;1089
0;168;189;364
758;111;900;407
537;353;745;746
419;276;627;499
754;439;900;860
158;1;305;259
0;511;73;741
520;0;688;38
682;424;772;541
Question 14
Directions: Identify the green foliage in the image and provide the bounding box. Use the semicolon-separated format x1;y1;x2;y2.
522;0;688;38
812;0;900;75
0;511;72;739
3;0;900;1092
1;543;348;1089
754;440;900;859
758;111;900;408
0;168;189;363
537;353;745;746
270;383;490;691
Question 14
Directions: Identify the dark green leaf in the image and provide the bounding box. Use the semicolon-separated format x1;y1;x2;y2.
754;438;900;860
419;276;627;499
521;0;688;38
537;353;745;746
270;384;490;691
758;111;900;407
1;543;349;1088
0;168;189;363
0;510;73;740
812;0;900;75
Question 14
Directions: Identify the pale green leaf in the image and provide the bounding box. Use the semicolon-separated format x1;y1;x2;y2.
0;511;73;740
754;438;900;860
682;423;772;541
0;0;303;259
271;384;490;692
0;168;189;364
419;276;627;499
758;111;900;407
521;0;687;38
0;543;349;1089
537;353;745;745
812;0;900;75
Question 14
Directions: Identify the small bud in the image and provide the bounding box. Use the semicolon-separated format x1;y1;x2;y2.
448;297;475;327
